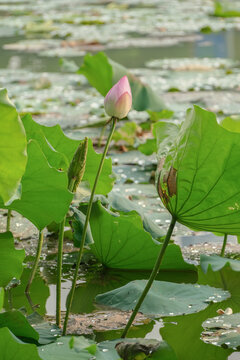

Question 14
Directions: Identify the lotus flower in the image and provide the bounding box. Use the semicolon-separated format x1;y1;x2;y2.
104;76;132;119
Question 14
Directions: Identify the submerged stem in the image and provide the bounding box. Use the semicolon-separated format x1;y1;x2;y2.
6;210;11;232
56;178;75;327
25;231;44;293
121;216;177;338
220;234;228;257
56;216;66;327
62;117;117;335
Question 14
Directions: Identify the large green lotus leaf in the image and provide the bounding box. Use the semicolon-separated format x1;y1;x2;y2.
0;232;25;287
0;89;27;204
82;139;114;195
27;312;61;345
157;105;240;234
78;52;113;97
96;280;229;316
21;114;69;170
160;265;240;360
78;52;165;112
41;124;114;195
38;336;97;360
6;140;73;230
202;313;240;349
22;115;114;195
108;190;165;239
138;121;179;157
220;115;240;133
0;328;41;360
4;268;50;316
161;304;233;360
0;310;39;342
200;254;240;273
98;339;177;360
39;336;175;360
79;201;195;271
69;268;197;314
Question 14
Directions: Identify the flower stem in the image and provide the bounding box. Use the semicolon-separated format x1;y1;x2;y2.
121;216;177;338
56;178;75;327
25;231;44;293
6;210;11;232
62;117;117;335
220;234;228;257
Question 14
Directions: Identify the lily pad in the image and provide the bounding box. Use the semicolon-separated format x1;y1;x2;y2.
202;313;240;349
100;339;178;360
38;336;97;360
96;280;230;317
200;255;240;273
27;312;61;345
157;105;240;235
0;88;27;204
0;232;25;287
79;201;195;271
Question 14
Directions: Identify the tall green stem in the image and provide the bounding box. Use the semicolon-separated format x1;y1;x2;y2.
56;178;75;327
121;216;177;338
25;231;44;293
6;210;11;232
56;216;66;326
220;234;228;257
63;117;117;335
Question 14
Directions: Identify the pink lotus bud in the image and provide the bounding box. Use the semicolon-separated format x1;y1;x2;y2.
104;76;132;119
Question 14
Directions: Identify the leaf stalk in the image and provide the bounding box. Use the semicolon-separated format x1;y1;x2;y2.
62;116;117;335
121;216;177;338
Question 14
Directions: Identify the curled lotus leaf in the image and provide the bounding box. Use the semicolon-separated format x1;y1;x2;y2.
156;105;240;235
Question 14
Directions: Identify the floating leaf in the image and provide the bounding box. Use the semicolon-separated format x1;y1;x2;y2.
6;140;73;230
70;268;197;315
161;301;233;360
80;201;195;271
0;232;25;287
96;280;229;316
200;255;240;273
157;105;240;234
39;336;97;360
0;88;27;204
0;327;41;360
202;313;240;349
78;52;165;112
27;312;61;345
99;339;177;360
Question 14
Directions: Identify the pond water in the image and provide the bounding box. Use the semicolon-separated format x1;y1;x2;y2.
1;0;240;359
